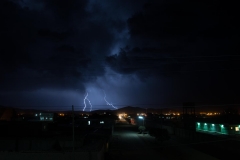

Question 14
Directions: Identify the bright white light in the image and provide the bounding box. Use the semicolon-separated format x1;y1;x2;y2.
83;92;93;111
103;90;117;109
100;121;104;124
138;116;144;119
35;114;38;116
88;121;90;125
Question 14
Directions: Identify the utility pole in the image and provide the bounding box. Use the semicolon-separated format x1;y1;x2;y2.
161;108;162;130
143;117;145;126
160;108;163;143
72;105;75;153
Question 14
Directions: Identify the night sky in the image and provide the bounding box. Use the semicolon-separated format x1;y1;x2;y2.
0;0;239;111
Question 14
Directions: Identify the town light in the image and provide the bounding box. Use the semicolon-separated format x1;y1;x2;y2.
138;116;144;119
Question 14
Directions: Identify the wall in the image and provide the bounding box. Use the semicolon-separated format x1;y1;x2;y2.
196;122;240;135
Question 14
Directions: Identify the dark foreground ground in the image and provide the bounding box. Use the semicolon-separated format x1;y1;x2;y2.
106;119;220;160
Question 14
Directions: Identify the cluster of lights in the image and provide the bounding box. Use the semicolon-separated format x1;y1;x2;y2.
118;113;127;119
59;113;64;116
197;123;240;133
200;112;220;115
165;113;180;116
137;113;146;116
197;122;224;128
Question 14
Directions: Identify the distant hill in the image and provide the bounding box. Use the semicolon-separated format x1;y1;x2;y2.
88;106;180;115
116;106;145;114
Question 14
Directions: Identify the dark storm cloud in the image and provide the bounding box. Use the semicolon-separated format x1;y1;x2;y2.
43;0;88;21
0;0;87;91
1;0;240;107
107;0;240;76
38;29;70;41
105;0;240;105
0;0;33;73
0;0;132;91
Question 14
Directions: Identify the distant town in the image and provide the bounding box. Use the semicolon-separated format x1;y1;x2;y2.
1;104;240;159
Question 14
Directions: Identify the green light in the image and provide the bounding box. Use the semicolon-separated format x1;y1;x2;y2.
212;124;215;126
197;123;200;125
221;125;224;127
204;123;207;125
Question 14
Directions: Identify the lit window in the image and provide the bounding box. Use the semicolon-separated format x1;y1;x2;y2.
231;127;233;129
235;127;239;131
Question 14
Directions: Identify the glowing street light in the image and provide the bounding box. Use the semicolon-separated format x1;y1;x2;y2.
138;116;144;119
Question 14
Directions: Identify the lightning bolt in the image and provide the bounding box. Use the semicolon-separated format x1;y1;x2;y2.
83;92;92;111
103;90;118;109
